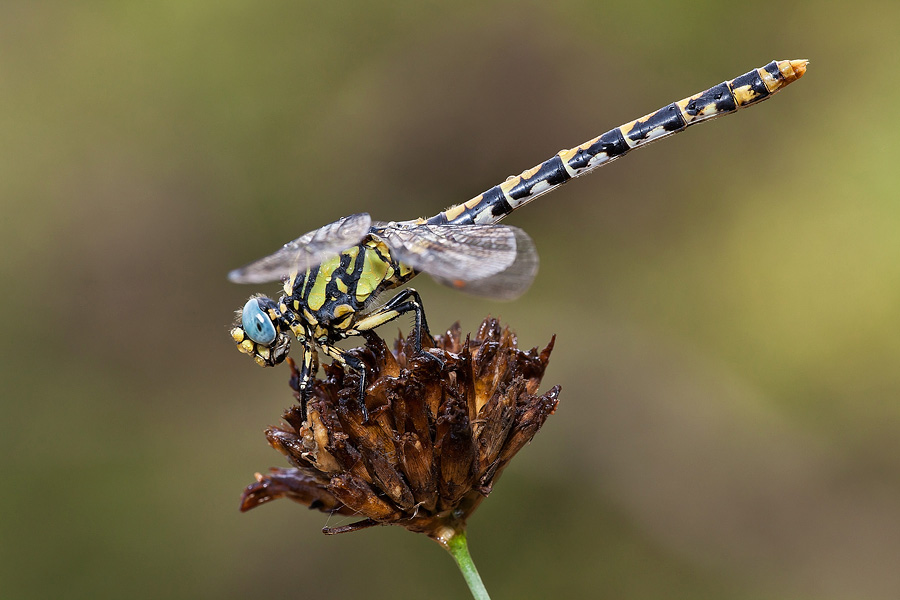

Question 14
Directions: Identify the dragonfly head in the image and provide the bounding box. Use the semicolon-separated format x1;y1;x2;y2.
230;295;291;367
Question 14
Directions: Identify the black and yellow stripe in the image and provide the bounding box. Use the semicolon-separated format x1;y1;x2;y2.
283;238;415;339
427;59;807;228
232;59;807;419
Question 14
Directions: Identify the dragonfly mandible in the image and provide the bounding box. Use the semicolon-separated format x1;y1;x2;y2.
229;59;808;418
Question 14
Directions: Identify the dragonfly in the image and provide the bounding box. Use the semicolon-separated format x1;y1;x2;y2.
229;59;807;419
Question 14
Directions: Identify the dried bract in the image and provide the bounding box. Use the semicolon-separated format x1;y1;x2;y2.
240;317;560;542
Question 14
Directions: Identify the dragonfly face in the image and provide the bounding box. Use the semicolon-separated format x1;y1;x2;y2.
231;296;292;367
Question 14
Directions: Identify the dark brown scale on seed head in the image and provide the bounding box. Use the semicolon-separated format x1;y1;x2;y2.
240;317;560;543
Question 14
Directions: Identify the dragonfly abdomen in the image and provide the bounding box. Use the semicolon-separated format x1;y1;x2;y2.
428;59;807;228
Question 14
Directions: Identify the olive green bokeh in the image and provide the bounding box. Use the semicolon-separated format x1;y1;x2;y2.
3;2;899;599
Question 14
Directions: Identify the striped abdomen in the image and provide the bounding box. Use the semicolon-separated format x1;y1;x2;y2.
427;59;807;227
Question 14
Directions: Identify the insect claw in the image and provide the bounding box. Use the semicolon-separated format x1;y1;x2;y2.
416;348;445;370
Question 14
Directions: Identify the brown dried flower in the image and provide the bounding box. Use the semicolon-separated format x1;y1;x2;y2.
240;317;560;546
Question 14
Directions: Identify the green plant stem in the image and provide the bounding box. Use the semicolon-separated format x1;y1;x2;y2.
445;530;491;600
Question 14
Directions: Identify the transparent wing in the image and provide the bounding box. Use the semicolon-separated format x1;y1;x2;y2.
377;222;539;300
430;227;538;300
228;213;372;284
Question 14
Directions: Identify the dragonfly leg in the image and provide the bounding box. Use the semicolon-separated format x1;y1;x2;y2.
351;288;432;353
319;342;370;422
297;342;318;416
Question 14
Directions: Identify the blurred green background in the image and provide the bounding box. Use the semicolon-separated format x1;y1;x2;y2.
3;1;899;598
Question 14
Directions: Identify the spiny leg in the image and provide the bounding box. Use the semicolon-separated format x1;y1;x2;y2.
329;288;438;420
318;342;370;422
350;288;432;353
297;341;319;415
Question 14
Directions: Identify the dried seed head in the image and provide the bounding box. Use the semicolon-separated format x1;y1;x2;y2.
240;317;560;542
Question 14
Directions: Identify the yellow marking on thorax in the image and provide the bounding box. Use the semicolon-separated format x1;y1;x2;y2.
398;262;415;278
335;278;348;293
331;304;356;329
332;312;354;330
299;268;312;297
306;255;341;311
283;272;297;296
344;246;359;274
355;242;391;303
333;304;354;318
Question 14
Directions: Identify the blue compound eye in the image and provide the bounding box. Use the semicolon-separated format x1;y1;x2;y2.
242;298;277;345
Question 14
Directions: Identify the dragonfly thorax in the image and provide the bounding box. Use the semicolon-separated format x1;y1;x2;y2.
284;240;415;330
